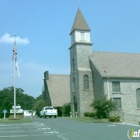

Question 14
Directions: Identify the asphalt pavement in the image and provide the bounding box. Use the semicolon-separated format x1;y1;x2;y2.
0;117;139;140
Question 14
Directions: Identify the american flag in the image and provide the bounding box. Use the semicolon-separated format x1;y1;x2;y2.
12;41;20;77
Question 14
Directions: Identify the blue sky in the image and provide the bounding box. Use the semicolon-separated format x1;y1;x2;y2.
0;0;140;98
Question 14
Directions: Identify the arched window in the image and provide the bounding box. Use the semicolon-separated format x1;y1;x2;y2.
83;75;89;89
72;58;75;71
73;77;76;91
136;88;140;108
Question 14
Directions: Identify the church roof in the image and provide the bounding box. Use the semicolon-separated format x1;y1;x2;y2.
46;74;70;107
70;8;90;35
90;51;140;78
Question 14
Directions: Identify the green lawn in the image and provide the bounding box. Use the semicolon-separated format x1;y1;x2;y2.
0;118;33;123
67;117;110;123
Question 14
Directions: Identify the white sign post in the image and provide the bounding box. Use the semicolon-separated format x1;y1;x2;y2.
3;110;7;119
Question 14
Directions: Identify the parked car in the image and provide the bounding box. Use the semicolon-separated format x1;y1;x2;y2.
40;106;58;118
23;110;36;118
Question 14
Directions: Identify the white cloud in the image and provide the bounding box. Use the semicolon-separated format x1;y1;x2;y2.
0;33;29;44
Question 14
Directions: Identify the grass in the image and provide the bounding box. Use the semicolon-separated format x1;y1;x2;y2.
0;117;33;123
67;117;110;123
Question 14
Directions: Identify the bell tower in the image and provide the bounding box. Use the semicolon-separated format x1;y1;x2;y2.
69;9;94;117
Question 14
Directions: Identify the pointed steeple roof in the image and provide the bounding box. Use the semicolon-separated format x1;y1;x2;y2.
70;8;90;35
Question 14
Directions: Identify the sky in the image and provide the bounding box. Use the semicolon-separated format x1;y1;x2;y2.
0;0;140;98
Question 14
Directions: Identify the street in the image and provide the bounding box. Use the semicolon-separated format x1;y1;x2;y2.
0;117;139;140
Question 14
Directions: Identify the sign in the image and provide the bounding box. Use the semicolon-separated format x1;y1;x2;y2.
12;105;21;109
3;109;7;114
3;109;7;119
10;109;23;114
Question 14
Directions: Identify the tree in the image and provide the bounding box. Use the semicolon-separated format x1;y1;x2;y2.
33;99;47;117
0;86;36;118
90;96;116;118
61;103;71;117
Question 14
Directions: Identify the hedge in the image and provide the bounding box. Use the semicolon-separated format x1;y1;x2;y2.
84;112;95;117
109;115;120;122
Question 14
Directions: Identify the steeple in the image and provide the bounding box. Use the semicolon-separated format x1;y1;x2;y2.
70;8;90;35
69;8;94;117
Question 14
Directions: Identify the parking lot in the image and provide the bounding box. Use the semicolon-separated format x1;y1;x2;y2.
0;118;140;140
0;121;67;140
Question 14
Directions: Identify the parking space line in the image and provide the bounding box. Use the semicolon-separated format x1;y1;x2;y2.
107;125;116;127
0;133;61;138
0;135;29;137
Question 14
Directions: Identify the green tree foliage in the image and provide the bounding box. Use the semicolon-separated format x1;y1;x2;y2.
36;94;42;100
33;99;47;116
90;96;116;118
61;103;71;117
0;86;36;117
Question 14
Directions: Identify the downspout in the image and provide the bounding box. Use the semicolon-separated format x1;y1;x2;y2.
107;77;110;100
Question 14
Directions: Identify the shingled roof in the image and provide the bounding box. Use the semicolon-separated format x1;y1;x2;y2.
90;51;140;78
70;8;90;35
46;74;70;107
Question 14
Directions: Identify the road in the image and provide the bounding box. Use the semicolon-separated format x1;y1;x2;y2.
0;117;139;140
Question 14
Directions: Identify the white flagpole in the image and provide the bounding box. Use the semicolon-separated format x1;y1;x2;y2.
14;49;16;118
13;34;17;118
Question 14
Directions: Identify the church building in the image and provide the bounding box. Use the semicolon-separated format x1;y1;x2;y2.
43;71;70;116
69;8;140;125
43;8;140;125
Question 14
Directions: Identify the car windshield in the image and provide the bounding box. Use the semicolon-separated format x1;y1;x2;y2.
45;108;53;110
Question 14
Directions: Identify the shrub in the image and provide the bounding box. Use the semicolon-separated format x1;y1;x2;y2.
90;95;116;118
84;112;90;117
89;112;96;117
109;115;120;122
84;112;96;117
61;103;71;117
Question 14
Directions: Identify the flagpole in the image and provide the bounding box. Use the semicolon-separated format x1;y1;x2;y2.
13;34;16;118
14;49;16;118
